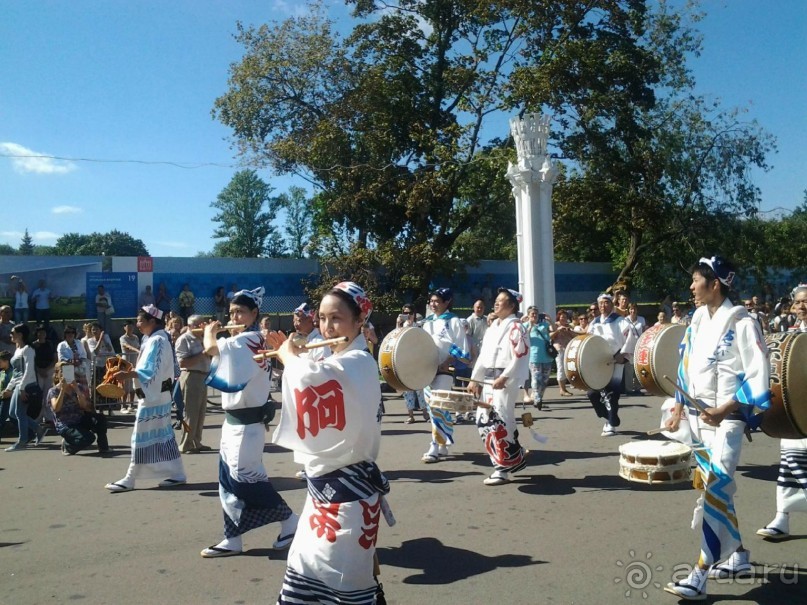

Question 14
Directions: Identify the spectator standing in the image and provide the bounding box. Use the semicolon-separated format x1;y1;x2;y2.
139;285;155;308
32;325;56;393
119;321;140;413
671;302;690;325
550;310;576;397
0;306;15;355
178;284;195;322
397;304;428;423
13;281;29;324
214;286;228;323
30;279;53;328
155;283;172;315
466;299;488;361
226;283;238;303
94;285;113;331
523;307;554;410
87;323;115;398
175;315;212;454
4;324;44;451
57;325;88;386
0;351;13;441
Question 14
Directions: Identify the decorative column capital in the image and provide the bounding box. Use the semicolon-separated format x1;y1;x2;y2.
510;113;551;171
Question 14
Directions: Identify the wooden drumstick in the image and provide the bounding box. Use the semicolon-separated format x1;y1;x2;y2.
253;336;349;360
646;427;666;435
190;324;245;335
661;374;752;442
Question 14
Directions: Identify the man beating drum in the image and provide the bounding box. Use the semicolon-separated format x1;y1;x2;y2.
420;288;472;463
662;256;771;601
586;293;638;437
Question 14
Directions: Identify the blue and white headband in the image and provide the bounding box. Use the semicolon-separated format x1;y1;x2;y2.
699;256;735;287
232;286;265;308
597;293;613;302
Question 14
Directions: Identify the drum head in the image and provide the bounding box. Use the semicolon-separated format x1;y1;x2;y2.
784;332;807;435
619;440;691;460
634;324;685;397
577;334;613;390
379;327;438;392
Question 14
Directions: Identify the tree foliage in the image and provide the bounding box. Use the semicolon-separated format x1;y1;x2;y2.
277;185;315;258
210;169;285;258
214;0;777;304
18;229;34;255
52;230;149;256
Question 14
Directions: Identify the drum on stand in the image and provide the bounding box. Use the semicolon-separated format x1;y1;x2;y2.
762;332;807;438
619;440;692;485
378;326;439;392
563;334;613;391
633;324;686;397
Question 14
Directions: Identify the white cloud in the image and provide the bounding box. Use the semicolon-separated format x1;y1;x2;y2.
0;142;76;175
52;205;83;214
33;231;60;241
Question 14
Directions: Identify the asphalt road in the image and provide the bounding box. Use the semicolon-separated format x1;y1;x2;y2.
1;388;805;605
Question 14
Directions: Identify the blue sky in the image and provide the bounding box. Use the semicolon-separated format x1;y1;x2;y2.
1;0;805;257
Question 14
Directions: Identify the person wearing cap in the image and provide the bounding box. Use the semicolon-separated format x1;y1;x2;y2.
271;281;389;604
293;302;330;361
756;284;807;544
585;293;638;437
663;256;771;600
200;288;298;558
420;287;472;463
468;287;530;485
103;305;186;492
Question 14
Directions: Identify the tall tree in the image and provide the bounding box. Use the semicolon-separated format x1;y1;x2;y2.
214;0;774;301
52;231;149;256
277;185;315;258
18;229;34;255
210;170;285;258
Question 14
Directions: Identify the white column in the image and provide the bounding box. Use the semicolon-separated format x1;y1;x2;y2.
506;114;558;316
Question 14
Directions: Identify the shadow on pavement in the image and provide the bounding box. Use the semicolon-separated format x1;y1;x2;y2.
384;468;485;483
709;564;807;603
517;473;692;495
377;537;546;584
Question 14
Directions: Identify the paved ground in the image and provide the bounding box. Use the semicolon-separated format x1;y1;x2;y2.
1;388;805;605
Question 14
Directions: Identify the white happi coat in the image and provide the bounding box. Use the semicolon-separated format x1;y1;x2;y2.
273;334;380;477
422;313;470;366
587;312;638;383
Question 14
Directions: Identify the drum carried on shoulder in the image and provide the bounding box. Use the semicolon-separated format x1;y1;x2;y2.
563;334;614;391
378;326;439;392
633;324;686;397
761;331;807;439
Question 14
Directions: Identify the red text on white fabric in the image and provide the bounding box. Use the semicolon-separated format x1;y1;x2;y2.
309;500;342;543
294;379;346;439
358;499;381;550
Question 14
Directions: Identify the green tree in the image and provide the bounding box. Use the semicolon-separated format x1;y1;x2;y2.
19;229;34;255
210;170;285;258
0;243;16;255
52;231;149;256
214;0;774;301
277;185;315;258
